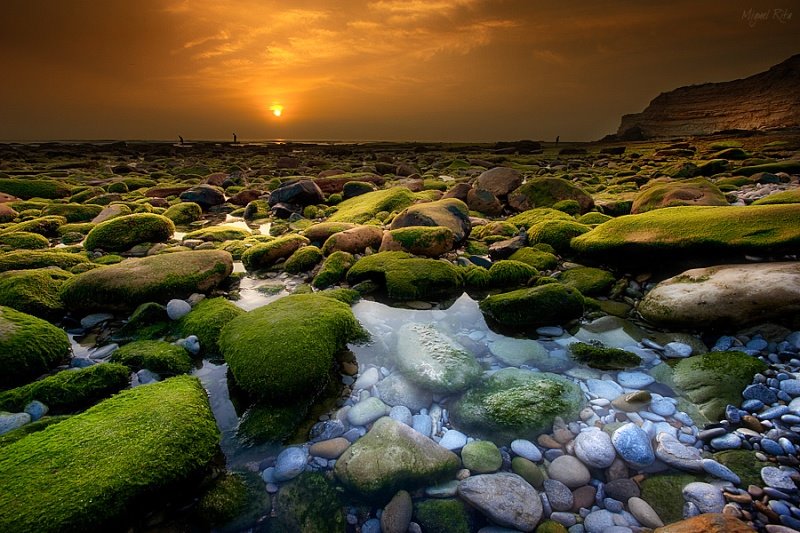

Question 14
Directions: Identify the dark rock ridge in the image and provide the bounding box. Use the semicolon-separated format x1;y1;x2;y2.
617;54;800;139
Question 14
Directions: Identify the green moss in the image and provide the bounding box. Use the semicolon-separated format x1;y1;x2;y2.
346;251;464;300
487;259;538;287
471;221;518;239
69;188;104;204
414;499;472;533
58;222;95;237
460;440;502;473
0;306;71;389
0;363;130;413
509;177;594;213
386;225;455;255
577;211;613;225
508;247;559;270
536;520;569;533
184;225;250;242
631;178;727;214
0;250;88;272
569;341;641;370
559;266;615;296
553;199;581;215
0;268;72;316
321;288;361;305
173;297;243;356
479;283;584;328
236;401;311;445
464;239;489;255
163;202;203;224
2;215;67;237
640;473;704;525
342;180;377;198
196;471;269;529
60;250;233;312
752;189;800;205
737;160;800;176
110;340;192;375
312;251;355;289
84;213;174;252
328;187;416;224
219;294;366;401
0;178;71;199
241;234;310;270
112;303;170;342
93;254;124;265
0;375;219;533
106;181;129;193
243;199;270;220
527;219;590;253
302;205;319;219
571;204;800;263
285;245;323;274
272;472;345;533
121;177;157;190
713;450;762;488
0;231;50;250
462;264;491;288
40;203;103;223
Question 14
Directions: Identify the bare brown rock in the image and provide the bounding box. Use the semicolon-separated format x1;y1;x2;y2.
653;513;753;533
321;225;384;254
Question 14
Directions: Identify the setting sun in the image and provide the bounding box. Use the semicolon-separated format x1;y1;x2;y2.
270;104;284;117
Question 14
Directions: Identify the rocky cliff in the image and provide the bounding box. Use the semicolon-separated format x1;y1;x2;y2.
617;54;800;139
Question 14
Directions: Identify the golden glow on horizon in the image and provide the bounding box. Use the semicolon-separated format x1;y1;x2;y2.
270;104;284;117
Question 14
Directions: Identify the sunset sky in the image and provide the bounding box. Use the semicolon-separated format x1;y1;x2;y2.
1;1;797;142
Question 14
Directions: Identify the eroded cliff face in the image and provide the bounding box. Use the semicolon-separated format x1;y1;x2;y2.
618;55;800;139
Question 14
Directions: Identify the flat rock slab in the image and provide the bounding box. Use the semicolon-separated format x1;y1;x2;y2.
458;472;543;531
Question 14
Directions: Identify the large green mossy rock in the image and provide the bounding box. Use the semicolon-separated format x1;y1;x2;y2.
630;178;728;214
752;189;800;205
0;306;71;389
571;205;800;264
59;250;233;312
526;219;591;253
450;368;584;445
195;471;269;531
640;472;706;525
334;417;460;501
414;499;474;533
40;203;103;223
666;351;767;422
0;250;89;273
2;215;67;237
0;376;219;533
163;202;203;225
479;283;584;328
241;234;309;270
110;340;192;375
389;197;472;243
219;294;366;402
346;251;463;300
507;207;574;229
0;363;130;413
312;251;355;289
272;472;345;533
0;178;71;200
327;187;416;224
184;225;250;242
508;177;594;214
0;231;50;250
559;266;615;296
173;297;244;356
0;268;72;316
83;213;175;252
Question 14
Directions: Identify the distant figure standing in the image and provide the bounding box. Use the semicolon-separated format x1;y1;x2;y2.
178;135;184;145
556;135;560;145
232;133;238;144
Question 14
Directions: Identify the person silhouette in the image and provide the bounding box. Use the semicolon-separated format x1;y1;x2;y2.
233;133;238;144
179;135;184;145
556;135;560;145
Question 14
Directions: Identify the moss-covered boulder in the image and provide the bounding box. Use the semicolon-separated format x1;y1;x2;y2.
389;198;472;243
507;207;574;229
173;297;243;356
631;178;728;214
0;268;72;316
346;251;463;300
241;234;309;270
669;351;767;422
0;363;130;414
569;341;641;370
41;203;103;223
0;376;219;532
235;400;312;446
2;215;67;237
450;368;584;444
0;306;71;389
303;221;358;244
60;250;233;312
195;471;269;530
0;178;71;200
284;245;323;274
479;284;584;328
110;340;192;375
328;187;416;224
508;177;594;214
184;225;250;242
527;219;590;253
163;202;203;225
0;250;89;273
414;499;473;533
461;440;502;473
272;472;345;533
0;231;50;250
571;205;800;264
640;472;705;525
379;225;455;257
219;294;366;401
752;189;800;205
312;251;355;289
487;260;538;288
508;247;559;270
334;417;460;500
321;225;383;255
84;213;175;252
559;266;615;296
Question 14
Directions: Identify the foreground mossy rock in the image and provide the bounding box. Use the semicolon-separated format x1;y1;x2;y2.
396;323;482;394
219;294;366;401
753;189;800;205
321;225;384;255
2;215;67;238
346;251;463;300
110;340;192;376
184;225;250;242
639;262;800;329
0;268;72;316
0;363;130;413
0;231;50;250
236;400;312;445
334;417;460;500
328;187;416;224
527;220;590;253
508;247;559;271
487;259;538;288
569;341;641;370
414;498;474;533
241;234;309;270
163;202;203;225
507;207;574;229
273;472;345;533
60;250;233;312
559;266;615;296
0;306;71;389
668;351;767;422
389;198;472;243
571;205;800;264
40;203;103;223
508;177;594;214
450;368;584;445
0;376;219;533
312;251;355;289
284;245;323;273
303;221;358;244
173;297;243;356
195;471;269;531
639;472;705;525
0;250;89;273
479;283;584;328
630;177;728;214
0;178;71;200
84;213;175;252
380;225;455;257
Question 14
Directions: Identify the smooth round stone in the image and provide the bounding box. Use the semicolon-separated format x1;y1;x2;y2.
23;400;48;422
604;479;639;501
702;458;741;484
663;342;692;358
511;439;542;462
710;433;742;450
548;455;591;489
612;423;654;468
617;371;654;389
412;414;432;437
439;429;468;450
572;485;597;511
747;338;769;351
347;397;389;426
762;466;798;491
650;398;676;417
274;446;307;481
683;482;725;514
743;383;778;404
309;437;350;459
544;479;574;512
166;298;192;320
537;326;564;337
89;343;119;360
742;399;765;412
353;367;381;390
550;511;577;527
655;432;703;472
759;405;790;420
458;473;543;531
461;441;502;474
583;509;616;533
0;412;31;435
261;466;276;483
362;518;381;533
761;438;784;456
612;391;651;412
375;373;433;412
80;312;114;329
389;405;413;426
381;490;412;533
179;335;200;355
574;428;616;469
136;369;159;384
587;379;624;401
779;437;796;456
